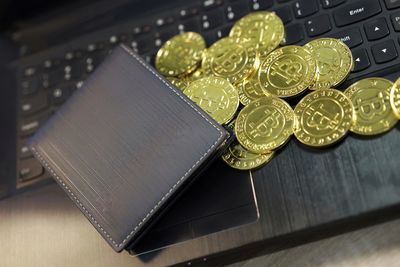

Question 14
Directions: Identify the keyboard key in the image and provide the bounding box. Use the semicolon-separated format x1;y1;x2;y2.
293;0;319;18
352;48;370;72
385;0;400;9
43;58;62;70
273;6;293;24
131;35;154;54
20;77;40;96
364;18;389;41
202;8;225;30
178;17;202;33
23;66;37;77
43;69;64;88
250;0;274;11
283;23;304;45
179;5;200;18
19;139;32;159
305;14;332;37
132;25;152;36
203;0;224;9
321;0;346;9
50;84;72;105
203;30;218;46
391;11;400;31
19;158;44;182
155;16;175;28
20;90;48;116
20;112;49;136
371;40;398;63
216;25;232;39
330;28;363;48
226;1;250;21
333;1;382;27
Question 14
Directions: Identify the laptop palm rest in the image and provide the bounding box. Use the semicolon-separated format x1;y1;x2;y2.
131;160;259;255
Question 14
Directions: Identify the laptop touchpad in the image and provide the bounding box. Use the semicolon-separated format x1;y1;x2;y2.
132;160;258;254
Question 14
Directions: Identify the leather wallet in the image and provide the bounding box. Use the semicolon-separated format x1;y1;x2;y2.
29;45;230;252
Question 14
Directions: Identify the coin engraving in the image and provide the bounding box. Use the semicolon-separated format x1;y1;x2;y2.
184;76;239;124
258;46;317;98
230;11;284;57
156;32;205;77
305;38;353;90
390;78;400;119
202;37;259;85
235;97;294;153
294;89;353;147
345;78;397;135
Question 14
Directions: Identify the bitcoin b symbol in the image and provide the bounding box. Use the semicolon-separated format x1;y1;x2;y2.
215;47;245;73
316;51;339;76
248;109;281;138
306;104;340;131
354;92;386;120
271;58;303;85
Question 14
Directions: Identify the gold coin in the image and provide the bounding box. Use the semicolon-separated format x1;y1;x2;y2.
390;78;400;119
222;139;274;170
229;11;284;57
237;73;269;106
345;78;397;135
258;46;317;98
294;89;353;147
202;37;259;85
304;38;353;90
184;76;239;125
186;67;206;82
155;32;205;77
235;96;295;153
166;77;189;91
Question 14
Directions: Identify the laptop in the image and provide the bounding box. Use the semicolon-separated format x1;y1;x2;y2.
1;0;400;265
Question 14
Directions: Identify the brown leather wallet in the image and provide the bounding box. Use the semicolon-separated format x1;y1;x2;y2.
29;45;230;252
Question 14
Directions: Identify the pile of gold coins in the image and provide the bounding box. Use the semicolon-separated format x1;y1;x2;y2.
155;11;400;171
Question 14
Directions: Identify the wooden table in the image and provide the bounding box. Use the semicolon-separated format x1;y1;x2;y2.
1;184;400;267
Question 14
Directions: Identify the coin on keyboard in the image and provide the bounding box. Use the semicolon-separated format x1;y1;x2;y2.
237;73;269;106
155;32;205;77
166;77;189;91
235;96;295;153
258;46;317;98
202;37;259;85
305;38;353;90
184;76;239;125
345;78;397;135
230;11;284;58
222;139;274;170
294;89;353;147
390;78;400;119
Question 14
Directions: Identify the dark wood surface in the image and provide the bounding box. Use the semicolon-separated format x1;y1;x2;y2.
1;184;400;267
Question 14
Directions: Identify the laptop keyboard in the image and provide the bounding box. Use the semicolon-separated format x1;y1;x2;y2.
14;0;400;187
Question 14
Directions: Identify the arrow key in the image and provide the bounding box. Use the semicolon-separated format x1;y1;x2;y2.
364;18;390;41
371;40;398;64
352;48;371;72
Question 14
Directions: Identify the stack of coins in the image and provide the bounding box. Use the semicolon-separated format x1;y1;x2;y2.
155;11;400;171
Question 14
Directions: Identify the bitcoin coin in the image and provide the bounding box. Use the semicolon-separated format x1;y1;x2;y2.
294;89;353;147
258;46;317;98
184;76;239;124
235;96;295;153
345;78;397;135
305;38;353;90
156;32;205;77
237;73;269;106
391;78;400;119
222;139;274;170
186;67;206;82
202;37;259;85
230;11;284;57
166;77;189;91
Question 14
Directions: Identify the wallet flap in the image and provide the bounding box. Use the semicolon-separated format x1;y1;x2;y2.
29;45;227;252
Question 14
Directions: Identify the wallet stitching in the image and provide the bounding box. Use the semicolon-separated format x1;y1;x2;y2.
31;45;225;249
